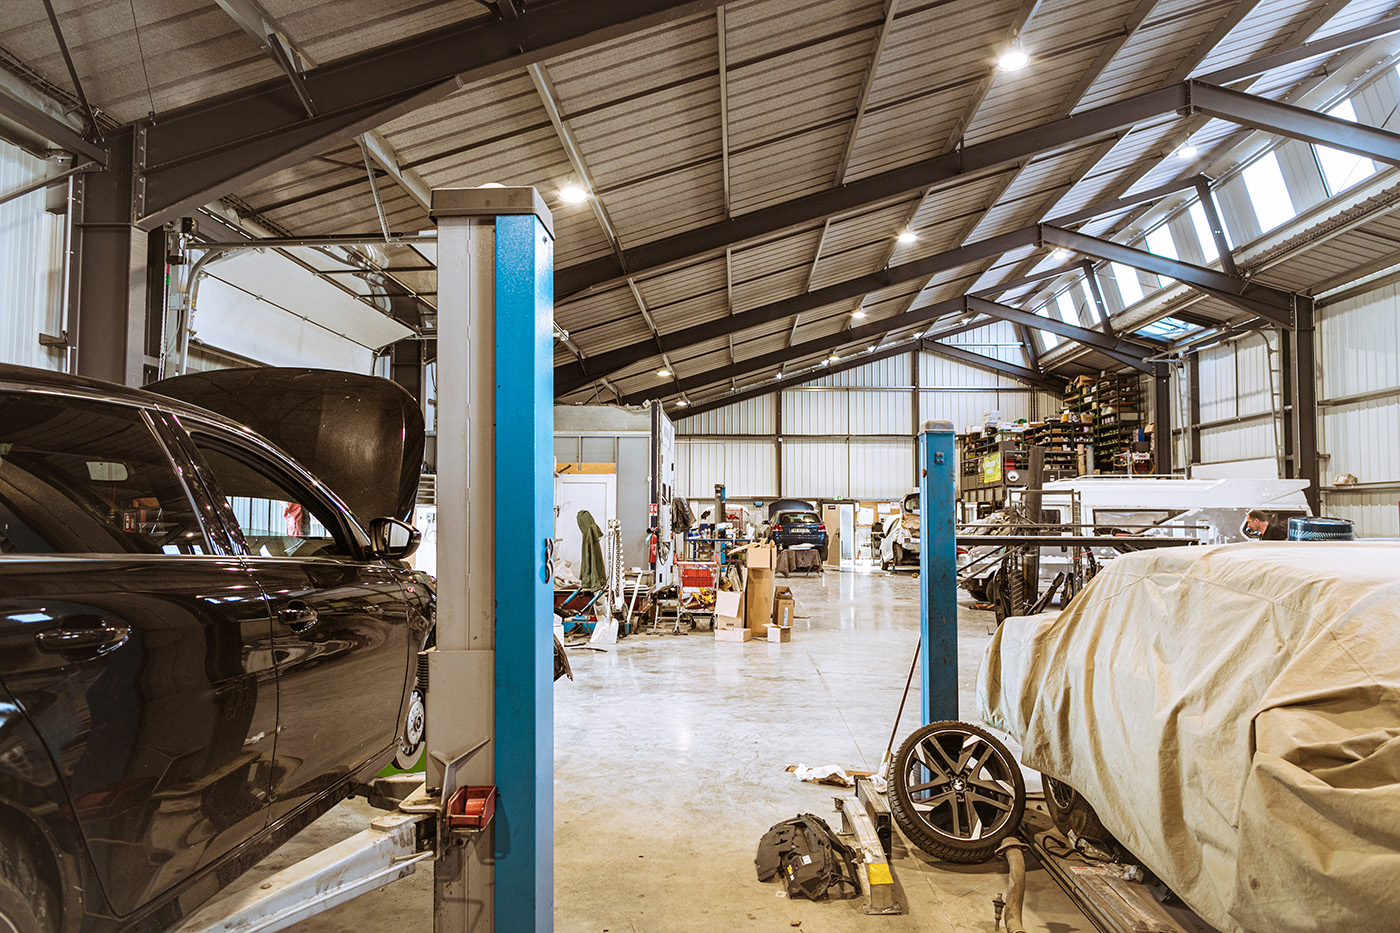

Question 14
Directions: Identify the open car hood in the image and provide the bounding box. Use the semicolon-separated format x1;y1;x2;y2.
148;368;424;523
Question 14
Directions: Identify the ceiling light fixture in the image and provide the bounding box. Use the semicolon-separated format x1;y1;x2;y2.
997;41;1029;71
676;398;689;407
656;368;671;378
852;309;867;319
478;182;505;188
1051;248;1071;261
1177;144;1198;159
559;184;589;203
897;229;918;244
826;353;840;363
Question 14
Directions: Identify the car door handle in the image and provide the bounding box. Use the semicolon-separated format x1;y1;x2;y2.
35;619;131;657
278;603;319;633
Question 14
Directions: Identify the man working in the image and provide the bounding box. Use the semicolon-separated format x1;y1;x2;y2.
1246;509;1288;540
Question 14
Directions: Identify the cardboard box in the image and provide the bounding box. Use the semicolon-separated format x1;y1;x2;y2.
766;625;791;643
745;543;776;570
716;626;752;642
714;590;745;629
745;567;775;637
772;586;795;629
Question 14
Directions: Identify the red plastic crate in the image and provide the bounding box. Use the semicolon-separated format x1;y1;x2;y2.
677;562;717;588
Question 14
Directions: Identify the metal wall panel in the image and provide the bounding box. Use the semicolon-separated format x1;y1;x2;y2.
675;394;776;435
847;389;912;435
782;438;848;499
1197;344;1238;422
1318;487;1400;539
1200;420;1278;465
920;389;1035;432
1321;396;1399;486
0;142;65;371
677;440;726;499
1319;284;1400;398
783;388;848;434
849;438;915;499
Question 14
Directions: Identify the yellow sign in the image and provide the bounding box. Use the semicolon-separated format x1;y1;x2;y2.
981;454;1002;484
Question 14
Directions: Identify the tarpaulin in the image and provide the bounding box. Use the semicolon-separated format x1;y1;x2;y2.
978;543;1400;933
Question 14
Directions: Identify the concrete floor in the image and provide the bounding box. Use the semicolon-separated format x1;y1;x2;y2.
246;566;1090;932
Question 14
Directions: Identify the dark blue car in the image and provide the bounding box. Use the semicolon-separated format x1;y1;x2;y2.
770;509;828;561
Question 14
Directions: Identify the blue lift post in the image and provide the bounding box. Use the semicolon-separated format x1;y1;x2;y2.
918;420;959;725
429;187;555;933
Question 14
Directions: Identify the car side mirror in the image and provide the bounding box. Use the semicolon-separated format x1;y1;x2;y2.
370;517;421;561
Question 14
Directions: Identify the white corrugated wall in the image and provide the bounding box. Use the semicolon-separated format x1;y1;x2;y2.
1317;287;1400;536
1180;332;1283;471
676;329;1058;501
0;141;66;371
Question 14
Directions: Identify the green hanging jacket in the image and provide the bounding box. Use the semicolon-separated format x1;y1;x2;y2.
576;510;606;591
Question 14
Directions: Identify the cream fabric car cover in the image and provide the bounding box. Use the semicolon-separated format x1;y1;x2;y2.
978;542;1400;933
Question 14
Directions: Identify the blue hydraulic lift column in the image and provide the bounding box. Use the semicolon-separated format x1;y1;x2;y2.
429;187;554;933
918;420;959;725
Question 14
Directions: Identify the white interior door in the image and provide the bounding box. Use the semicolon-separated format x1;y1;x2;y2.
556;473;617;582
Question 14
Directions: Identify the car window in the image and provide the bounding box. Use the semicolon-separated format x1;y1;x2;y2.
903;493;920;515
0;392;207;555
191;439;353;560
779;512;820;525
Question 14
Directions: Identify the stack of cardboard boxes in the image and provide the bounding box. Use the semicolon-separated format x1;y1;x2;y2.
714;543;796;643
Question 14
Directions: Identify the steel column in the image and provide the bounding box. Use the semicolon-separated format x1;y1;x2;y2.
1289;301;1320;512
429;187;555;933
71;127;148;386
919;421;958;725
1153;361;1171;474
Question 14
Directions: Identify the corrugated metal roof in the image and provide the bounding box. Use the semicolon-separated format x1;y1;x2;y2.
8;0;1400;406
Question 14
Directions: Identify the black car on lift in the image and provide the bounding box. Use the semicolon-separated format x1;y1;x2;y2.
769;509;829;561
0;364;435;933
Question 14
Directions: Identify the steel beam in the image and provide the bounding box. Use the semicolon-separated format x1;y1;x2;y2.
1041;225;1297;326
557;73;1400;298
0;85;106;164
611;297;971;405
965;297;1152;371
918;339;1063;392
1191;81;1400;164
1197;12;1400;87
556;228;1039;394
556;85;1187;297
134;0;723;229
562;220;1298;394
678;340;920;417
1045;175;1209;229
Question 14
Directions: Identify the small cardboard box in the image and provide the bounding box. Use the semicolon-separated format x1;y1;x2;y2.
716;626;752;642
772;586;795;629
745;543;776;570
714;589;745;629
766;625;791;643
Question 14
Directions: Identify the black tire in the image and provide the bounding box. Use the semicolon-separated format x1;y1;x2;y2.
1042;774;1114;845
890;721;1025;863
0;838;59;933
893;542;904;566
817;546;828;562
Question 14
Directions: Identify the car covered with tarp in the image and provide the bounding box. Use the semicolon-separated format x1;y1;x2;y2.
978;542;1400;933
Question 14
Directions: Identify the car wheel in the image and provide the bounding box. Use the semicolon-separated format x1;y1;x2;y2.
394;684;426;770
0;839;58;933
1042;774;1114;846
817;546;828;562
890;721;1025;863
